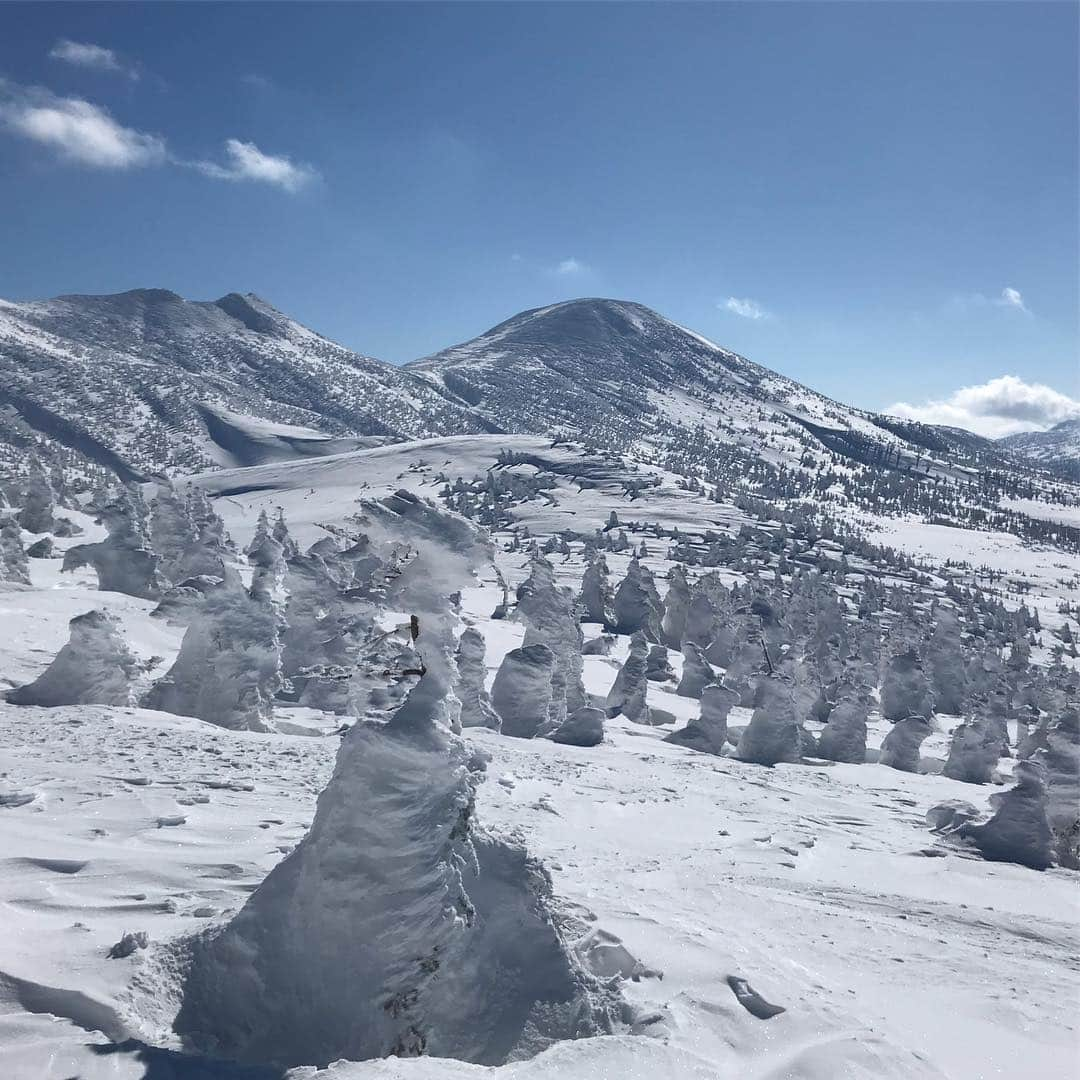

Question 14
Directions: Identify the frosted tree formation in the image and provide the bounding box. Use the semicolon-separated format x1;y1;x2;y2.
7;609;139;707
666;682;738;755
63;490;164;599
676;641;716;698
645;645;675;682
17;456;55;534
880;645;934;722
878;716;932;773
491;644;555;738
660;565;690;649
516;555;586;726
143;575;283;731
959;761;1055;871
1031;707;1080;869
943;718;1001;784
815;689;869;765
174;648;616;1067
735;676;808;766
551;706;605;747
605;630;649;723
612;556;662;641
0;519;31;585
929;609;968;715
455;627;500;730
578;549;615;626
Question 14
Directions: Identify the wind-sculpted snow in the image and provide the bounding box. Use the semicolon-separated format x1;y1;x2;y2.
173;660;621;1068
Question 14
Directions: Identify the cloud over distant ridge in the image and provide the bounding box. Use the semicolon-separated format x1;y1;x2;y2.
722;296;769;320
887;375;1080;438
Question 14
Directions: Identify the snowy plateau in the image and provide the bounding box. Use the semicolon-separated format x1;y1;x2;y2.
0;291;1077;1080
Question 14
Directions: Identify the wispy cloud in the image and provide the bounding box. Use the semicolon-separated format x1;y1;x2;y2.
554;257;587;276
887;375;1079;438
948;286;1031;316
49;39;139;80
0;81;164;168
722;296;770;320
192;138;319;193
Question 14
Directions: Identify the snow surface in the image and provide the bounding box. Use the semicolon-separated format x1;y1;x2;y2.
1;437;1078;1079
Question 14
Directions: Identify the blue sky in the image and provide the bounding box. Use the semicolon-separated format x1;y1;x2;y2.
0;2;1076;434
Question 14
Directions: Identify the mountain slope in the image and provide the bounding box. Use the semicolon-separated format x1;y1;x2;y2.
409;298;989;471
1000;419;1080;481
0;289;490;480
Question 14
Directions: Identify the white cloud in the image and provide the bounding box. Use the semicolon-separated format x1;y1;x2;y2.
948;286;1031;316
555;257;586;276
0;81;164;168
49;39;138;80
998;286;1029;314
193;138;318;192
887;375;1080;438
722;296;769;320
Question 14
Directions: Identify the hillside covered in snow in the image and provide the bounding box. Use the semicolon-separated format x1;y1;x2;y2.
0;293;1078;1080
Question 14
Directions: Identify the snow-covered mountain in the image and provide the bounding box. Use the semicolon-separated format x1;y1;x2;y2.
1001;419;1080;481
0;289;487;481
2;291;1073;547
409;297;989;471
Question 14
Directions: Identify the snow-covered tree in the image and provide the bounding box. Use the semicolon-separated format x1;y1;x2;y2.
676;641;716;699
7;609;140;707
660;565;690;649
612;556;662;641
959;761;1054;871
665;682;738;755
878;716;931;773
578;550;615;626
455;627;499;730
516;555;586;726
491;644;555;738
0;519;31;585
174;651;616;1065
63;490;164;599
880;645;934;722
943;718;1001;784
143;575;282;731
815;688;869;765
604;630;649;722
735;676;808;766
17;456;55;534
